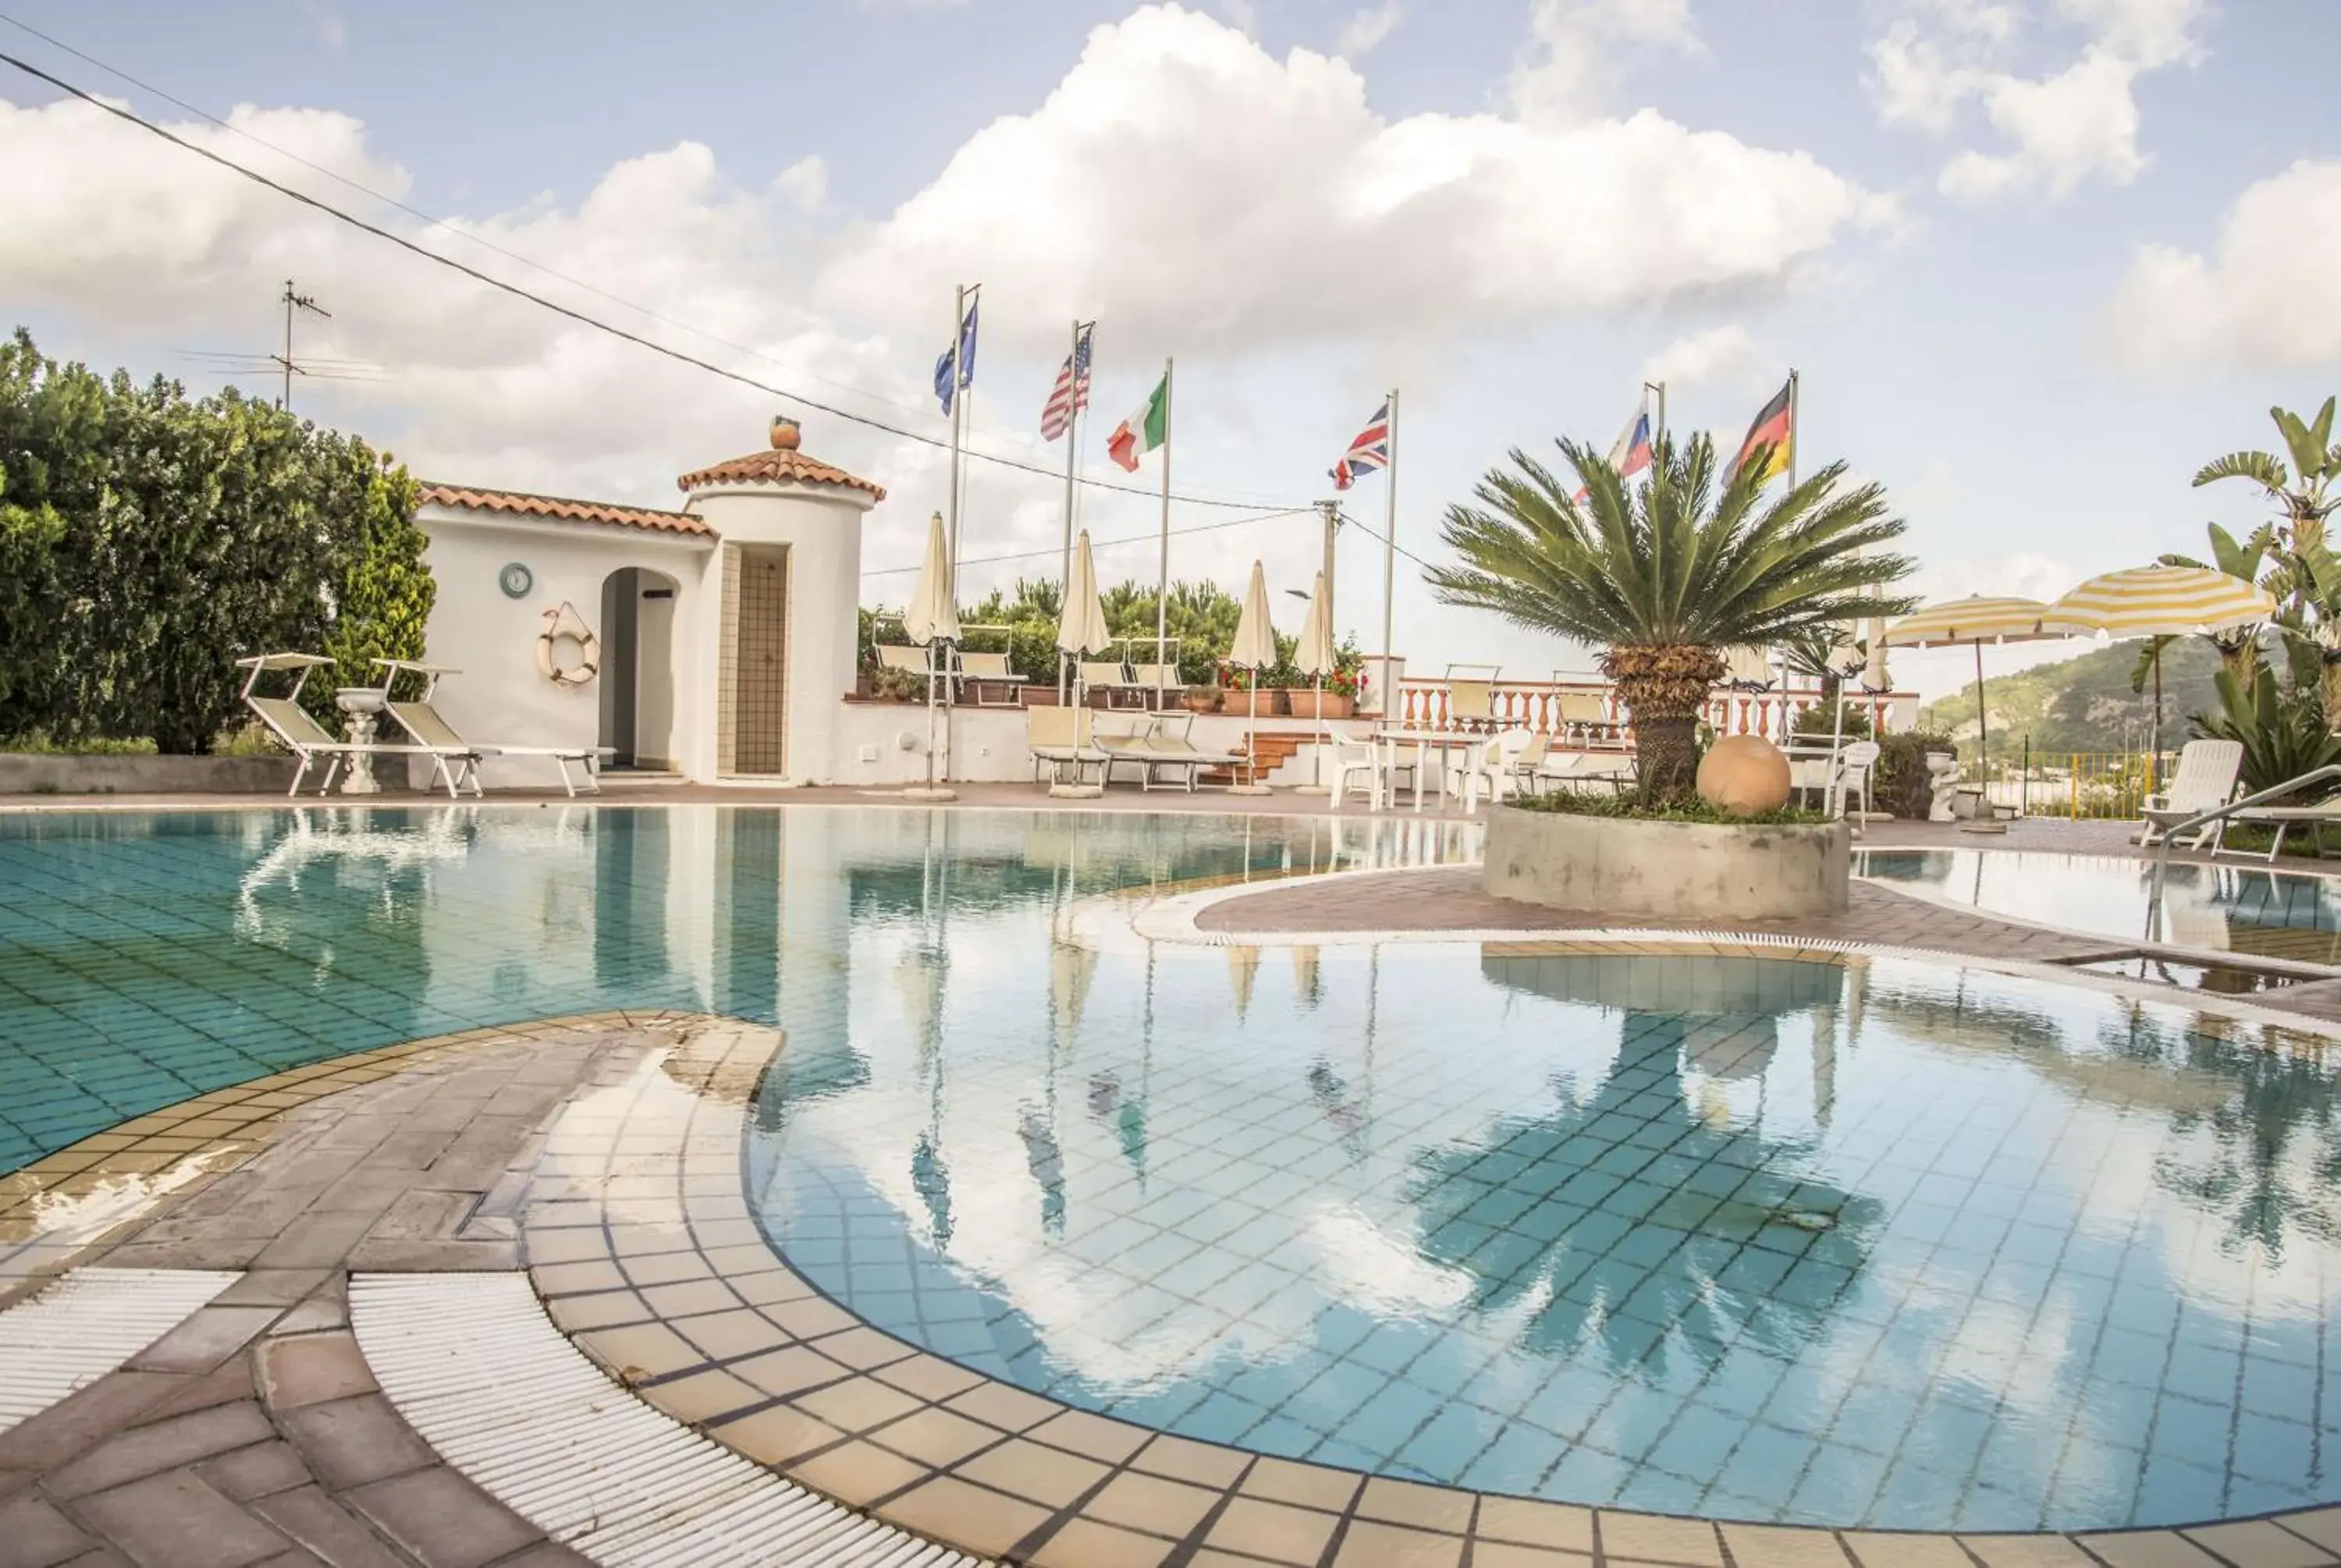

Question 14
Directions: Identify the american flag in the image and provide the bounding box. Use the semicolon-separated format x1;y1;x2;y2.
1329;399;1391;490
1040;325;1093;442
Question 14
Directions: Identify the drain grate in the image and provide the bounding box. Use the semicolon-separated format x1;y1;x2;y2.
353;1272;990;1568
0;1267;239;1434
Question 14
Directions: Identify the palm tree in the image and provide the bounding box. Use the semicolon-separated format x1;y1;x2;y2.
1429;432;1915;801
2194;398;2341;551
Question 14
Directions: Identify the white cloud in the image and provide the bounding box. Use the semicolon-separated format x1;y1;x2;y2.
2103;158;2341;370
1507;0;1700;126
772;154;829;211
828;5;1871;355
0;90;963;532
1866;0;2208;201
1937;46;2144;200
1642;325;1757;391
1336;0;1402;58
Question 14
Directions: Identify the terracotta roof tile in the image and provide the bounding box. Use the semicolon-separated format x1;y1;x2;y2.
417;484;711;537
677;418;885;499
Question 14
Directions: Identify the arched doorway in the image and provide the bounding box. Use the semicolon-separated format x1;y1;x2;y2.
598;566;679;771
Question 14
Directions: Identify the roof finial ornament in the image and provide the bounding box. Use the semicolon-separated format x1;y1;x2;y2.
770;417;801;451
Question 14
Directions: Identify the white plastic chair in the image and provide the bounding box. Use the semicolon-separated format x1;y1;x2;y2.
1508;731;1552;792
1455;729;1533;811
2140;738;2245;850
1831;740;1881;820
1329;730;1383;812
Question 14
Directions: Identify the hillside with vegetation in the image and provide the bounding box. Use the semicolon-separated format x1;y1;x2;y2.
1916;637;2224;757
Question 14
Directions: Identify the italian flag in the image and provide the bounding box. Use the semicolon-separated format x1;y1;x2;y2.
1107;374;1169;472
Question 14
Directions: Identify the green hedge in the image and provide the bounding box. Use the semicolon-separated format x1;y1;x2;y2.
0;330;432;753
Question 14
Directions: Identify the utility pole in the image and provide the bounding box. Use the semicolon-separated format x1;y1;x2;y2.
272;281;331;413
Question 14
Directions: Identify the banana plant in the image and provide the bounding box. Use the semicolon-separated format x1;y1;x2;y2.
2158;520;2272;681
2194;398;2341;550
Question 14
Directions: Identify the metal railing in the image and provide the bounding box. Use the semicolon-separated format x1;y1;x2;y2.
2147;763;2341;932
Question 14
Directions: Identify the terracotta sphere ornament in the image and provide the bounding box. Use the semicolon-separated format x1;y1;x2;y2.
1695;734;1793;817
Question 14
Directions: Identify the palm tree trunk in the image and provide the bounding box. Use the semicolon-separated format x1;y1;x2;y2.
1604;644;1727;805
2321;658;2341;732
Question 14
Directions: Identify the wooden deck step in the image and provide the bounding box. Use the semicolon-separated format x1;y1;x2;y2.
1199;733;1307;786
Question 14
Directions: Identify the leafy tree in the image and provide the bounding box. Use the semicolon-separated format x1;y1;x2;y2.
2158;521;2272;682
1430;431;1915;802
2195;398;2341;549
0;330;432;753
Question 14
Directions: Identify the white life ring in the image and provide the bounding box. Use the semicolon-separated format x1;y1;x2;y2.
537;601;601;686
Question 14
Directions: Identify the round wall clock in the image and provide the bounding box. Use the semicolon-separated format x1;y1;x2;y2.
499;562;533;599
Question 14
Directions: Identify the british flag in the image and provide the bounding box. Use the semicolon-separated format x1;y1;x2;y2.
1328;400;1391;490
1040;325;1093;442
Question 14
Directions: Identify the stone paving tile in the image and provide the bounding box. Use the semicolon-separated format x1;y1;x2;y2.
341;1467;545;1567
0;1023;652;1568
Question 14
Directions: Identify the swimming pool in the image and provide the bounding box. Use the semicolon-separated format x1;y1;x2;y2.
5;807;2336;1533
0;805;1466;1176
748;926;2341;1532
1857;848;2341;965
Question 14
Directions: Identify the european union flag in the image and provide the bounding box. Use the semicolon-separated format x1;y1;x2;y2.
933;298;979;416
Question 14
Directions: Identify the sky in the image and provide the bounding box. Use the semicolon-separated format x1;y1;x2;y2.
0;0;2335;699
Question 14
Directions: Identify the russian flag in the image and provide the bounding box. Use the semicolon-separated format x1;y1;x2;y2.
1574;395;1654;502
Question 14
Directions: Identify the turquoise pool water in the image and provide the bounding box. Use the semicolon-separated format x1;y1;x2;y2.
745;916;2341;1531
5;808;2336;1531
1857;849;2341;966
0;806;1456;1175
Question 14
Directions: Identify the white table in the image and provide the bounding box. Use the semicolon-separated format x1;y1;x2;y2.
1371;729;1498;811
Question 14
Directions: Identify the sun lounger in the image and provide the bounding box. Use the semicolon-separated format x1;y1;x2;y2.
954;650;1027;707
1028;704;1107;789
1131;713;1241;793
1093;718;1157;788
2219;800;2341;863
374;660;603;798
1129;662;1181;709
1079;660;1146;709
236;653;442;796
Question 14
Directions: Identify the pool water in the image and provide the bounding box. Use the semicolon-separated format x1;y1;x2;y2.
0;806;1462;1176
1858;849;2341;966
5;809;2338;1532
751;930;2341;1532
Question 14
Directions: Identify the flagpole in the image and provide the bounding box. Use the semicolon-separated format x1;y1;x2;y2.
1786;367;1799;491
1647;380;1666;445
1155;357;1174;672
1059;319;1079;597
946;284;968;576
1380;388;1398;721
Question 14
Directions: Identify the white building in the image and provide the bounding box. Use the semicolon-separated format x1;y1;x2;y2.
413;417;883;788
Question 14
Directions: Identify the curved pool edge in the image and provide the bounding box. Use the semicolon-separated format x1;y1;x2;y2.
526;1011;2341;1562
1076;862;2341;1044
8;1005;2341;1560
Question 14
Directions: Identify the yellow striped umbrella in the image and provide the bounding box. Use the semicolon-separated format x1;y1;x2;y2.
2045;565;2276;768
1881;595;2053;647
2042;564;2275;638
1884;597;2068;778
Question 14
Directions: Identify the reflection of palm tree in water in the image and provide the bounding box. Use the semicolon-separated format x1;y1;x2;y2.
2109;1013;2341;1260
1309;1060;1367;1163
1409;1002;1880;1375
1018;1105;1067;1236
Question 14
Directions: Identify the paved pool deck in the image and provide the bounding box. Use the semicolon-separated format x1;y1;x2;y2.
1;799;2338;1566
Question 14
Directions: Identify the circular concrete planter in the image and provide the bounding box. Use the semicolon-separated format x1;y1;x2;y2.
1484;804;1850;921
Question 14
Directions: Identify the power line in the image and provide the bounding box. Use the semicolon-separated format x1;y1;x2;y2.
1337;508;1436;573
862;506;1316;579
0;45;1309;513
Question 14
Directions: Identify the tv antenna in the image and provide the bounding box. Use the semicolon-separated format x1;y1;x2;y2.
274;280;332;411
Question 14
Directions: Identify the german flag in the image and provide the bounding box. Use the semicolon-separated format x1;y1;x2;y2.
1733;376;1795;483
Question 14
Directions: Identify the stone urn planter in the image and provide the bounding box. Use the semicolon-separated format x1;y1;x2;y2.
1484;804;1850;921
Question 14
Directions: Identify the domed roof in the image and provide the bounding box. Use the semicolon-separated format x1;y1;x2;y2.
677;417;886;500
